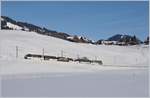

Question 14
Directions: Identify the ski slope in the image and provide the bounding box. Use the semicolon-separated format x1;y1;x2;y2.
0;30;149;75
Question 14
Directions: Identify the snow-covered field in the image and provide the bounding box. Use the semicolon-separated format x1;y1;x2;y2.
0;30;149;74
0;30;149;97
1;69;149;97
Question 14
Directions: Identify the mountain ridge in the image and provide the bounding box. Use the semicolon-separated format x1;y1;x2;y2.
1;16;95;44
1;16;144;45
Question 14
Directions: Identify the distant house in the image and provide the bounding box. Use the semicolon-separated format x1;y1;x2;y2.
95;40;103;45
66;35;92;43
102;41;116;45
116;42;126;46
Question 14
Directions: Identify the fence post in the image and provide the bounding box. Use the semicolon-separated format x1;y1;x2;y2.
42;48;44;60
16;46;18;59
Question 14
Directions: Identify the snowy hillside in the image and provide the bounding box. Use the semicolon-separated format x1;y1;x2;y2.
1;16;93;43
0;29;149;97
0;30;149;75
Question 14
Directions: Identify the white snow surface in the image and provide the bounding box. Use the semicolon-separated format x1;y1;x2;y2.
6;22;22;30
0;30;149;97
0;30;149;75
1;69;148;97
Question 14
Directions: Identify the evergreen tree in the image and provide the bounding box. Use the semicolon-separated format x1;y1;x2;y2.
129;35;138;45
144;36;149;45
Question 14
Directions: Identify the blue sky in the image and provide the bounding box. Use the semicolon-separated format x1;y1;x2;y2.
1;1;149;41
